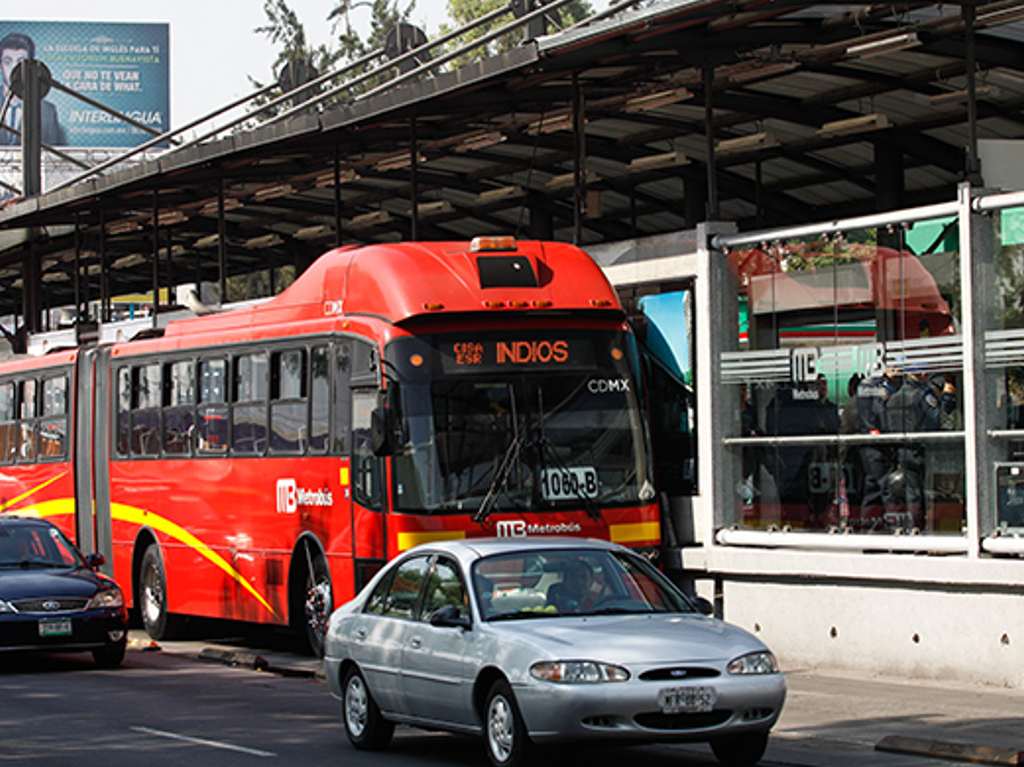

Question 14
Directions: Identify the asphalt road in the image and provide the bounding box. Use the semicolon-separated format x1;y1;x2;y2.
1;647;1017;767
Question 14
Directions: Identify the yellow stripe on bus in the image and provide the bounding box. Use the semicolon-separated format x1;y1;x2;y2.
0;471;68;513
1;497;276;618
609;521;661;544
397;530;466;551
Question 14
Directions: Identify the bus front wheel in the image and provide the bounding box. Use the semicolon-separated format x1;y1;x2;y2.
292;541;332;657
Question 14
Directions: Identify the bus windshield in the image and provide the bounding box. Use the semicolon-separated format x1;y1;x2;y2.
386;329;653;514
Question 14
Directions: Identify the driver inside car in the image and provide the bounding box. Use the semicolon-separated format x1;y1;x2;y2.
546;559;598;613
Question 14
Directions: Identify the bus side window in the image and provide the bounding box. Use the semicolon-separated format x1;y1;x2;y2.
352;388;383;511
131;364;161;457
116;367;131;456
197;358;228;455
309;345;329;454
232;352;268;455
271;349;307;454
163;360;195;456
333;341;352;455
0;381;16;464
38;375;68;460
18;378;37;463
645;355;696;495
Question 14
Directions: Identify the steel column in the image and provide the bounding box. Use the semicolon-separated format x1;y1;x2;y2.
99;209;110;322
963;4;981;182
217;178;227;303
702;63;719;220
410;117;420;241
73;212;81;322
152;191;160;328
333;145;343;247
572;74;585;245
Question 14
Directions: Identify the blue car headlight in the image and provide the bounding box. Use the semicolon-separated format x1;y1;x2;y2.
86;588;124;610
530;661;630;683
727;651;779;675
0;599;16;613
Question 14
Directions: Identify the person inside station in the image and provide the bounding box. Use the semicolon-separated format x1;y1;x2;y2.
883;366;957;531
854;367;901;528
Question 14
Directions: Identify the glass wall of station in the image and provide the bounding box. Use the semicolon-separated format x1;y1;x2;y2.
719;216;966;536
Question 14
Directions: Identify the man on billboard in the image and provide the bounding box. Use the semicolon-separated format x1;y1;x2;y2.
0;32;66;147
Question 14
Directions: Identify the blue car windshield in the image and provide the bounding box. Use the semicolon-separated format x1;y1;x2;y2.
0;525;83;568
472;548;693;621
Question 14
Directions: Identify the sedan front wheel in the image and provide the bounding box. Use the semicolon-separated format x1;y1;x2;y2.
342;666;393;750
484;680;532;767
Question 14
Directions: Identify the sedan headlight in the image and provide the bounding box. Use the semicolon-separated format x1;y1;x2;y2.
86;588;124;610
727;651;779;675
530;661;630;683
0;599;16;613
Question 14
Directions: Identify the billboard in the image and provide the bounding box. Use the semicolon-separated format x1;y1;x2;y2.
0;21;169;149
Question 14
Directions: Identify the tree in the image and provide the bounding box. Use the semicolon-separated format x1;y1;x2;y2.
441;0;592;65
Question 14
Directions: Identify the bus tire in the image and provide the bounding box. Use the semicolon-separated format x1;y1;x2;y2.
138;544;177;640
291;540;332;657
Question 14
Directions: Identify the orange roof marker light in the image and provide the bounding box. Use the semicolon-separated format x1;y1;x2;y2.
470;236;517;252
423;302;445;311
590;298;614;307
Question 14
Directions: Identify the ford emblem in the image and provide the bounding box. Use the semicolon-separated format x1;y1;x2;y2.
42;600;61;611
670;669;687;678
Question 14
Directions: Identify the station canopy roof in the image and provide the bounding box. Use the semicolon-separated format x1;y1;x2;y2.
0;0;1022;316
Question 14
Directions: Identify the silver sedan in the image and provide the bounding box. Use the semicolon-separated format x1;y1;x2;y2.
325;538;785;767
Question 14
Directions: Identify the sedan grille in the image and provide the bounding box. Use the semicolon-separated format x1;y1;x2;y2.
10;597;89;613
638;666;720;681
634;710;732;730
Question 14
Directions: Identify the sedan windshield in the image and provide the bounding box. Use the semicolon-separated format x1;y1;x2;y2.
472;548;693;621
387;329;653;514
0;525;83;568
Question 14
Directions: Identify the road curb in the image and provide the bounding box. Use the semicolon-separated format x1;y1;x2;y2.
876;735;1024;765
196;646;324;679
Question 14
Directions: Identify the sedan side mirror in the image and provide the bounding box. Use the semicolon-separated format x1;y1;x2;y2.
85;553;106;570
429;604;471;630
693;596;714;616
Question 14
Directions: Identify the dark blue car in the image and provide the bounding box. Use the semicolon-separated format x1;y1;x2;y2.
0;516;128;667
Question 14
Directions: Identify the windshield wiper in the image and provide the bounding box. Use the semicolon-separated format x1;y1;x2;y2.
472;434;522;524
488;610;559;622
580;606;655;616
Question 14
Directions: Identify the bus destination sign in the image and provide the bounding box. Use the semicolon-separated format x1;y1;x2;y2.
441;338;595;373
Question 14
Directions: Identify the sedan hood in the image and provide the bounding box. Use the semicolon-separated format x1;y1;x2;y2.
491;613;764;665
0;568;101;601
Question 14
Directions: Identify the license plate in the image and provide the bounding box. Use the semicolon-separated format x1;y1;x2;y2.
540;466;599;502
38;619;72;638
658;686;717;714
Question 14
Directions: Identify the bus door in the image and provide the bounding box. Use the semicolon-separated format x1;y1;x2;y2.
347;339;387;590
73;347;114;575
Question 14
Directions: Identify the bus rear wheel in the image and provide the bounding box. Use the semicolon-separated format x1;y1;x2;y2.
138;544;177;640
293;542;332;657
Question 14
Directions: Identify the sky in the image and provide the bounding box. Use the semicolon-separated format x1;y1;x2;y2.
3;0;453;128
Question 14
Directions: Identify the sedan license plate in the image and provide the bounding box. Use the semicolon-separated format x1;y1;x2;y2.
38;619;72;638
658;686;717;714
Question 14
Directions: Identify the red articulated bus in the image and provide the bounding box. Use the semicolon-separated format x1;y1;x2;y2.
0;237;659;653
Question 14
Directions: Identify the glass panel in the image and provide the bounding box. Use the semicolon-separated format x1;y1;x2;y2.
135;365;161;409
0;382;16;421
234;354;268;403
270;402;305;453
422;559;467;618
352;389;382;509
383;556;430;619
41;376;67;417
131;410;161;456
0;382;15;464
333;343;351;455
17;422;35;462
163;407;194;455
232;403;267;454
273;350;305;400
19;379;36;419
989;206;1024;531
197;404;229;454
38;417;67;459
167;361;195;406
726;222;964;535
200;359;227;404
117;367;131;456
310;346;329;453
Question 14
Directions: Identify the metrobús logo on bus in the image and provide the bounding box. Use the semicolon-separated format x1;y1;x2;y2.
276;479;334;514
494;520;583;538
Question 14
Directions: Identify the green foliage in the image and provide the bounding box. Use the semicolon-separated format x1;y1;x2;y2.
440;0;592;66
